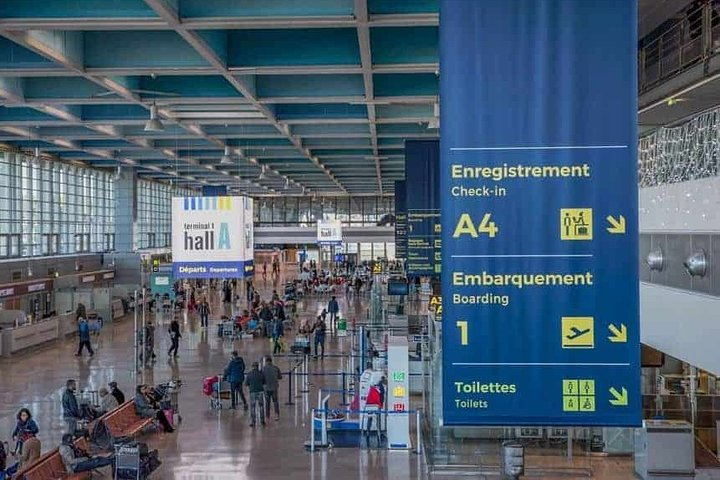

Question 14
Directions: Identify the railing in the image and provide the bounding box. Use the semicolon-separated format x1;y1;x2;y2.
638;1;720;93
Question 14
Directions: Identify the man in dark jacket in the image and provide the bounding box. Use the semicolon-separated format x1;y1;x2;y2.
224;351;248;410
108;381;125;405
62;379;82;433
245;362;265;427
75;319;93;357
262;356;283;421
327;296;339;330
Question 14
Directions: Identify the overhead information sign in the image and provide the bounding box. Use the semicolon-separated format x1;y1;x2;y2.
395;180;407;261
440;0;639;426
405;140;441;276
317;219;343;246
172;196;254;279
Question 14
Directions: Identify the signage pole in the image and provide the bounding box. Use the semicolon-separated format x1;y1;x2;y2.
141;287;147;385
133;289;139;380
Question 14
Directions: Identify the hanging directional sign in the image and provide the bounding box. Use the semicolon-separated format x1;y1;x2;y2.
440;0;640;426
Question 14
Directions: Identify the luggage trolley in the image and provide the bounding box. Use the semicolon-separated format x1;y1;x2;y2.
203;375;232;410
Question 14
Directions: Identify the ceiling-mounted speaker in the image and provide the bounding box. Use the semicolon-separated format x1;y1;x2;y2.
646;247;664;271
683;250;707;277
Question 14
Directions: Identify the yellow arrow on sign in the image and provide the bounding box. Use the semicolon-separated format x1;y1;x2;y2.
608;323;627;343
606;215;626;234
609;387;628;406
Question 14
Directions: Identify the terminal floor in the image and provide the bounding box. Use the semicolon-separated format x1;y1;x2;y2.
0;277;718;479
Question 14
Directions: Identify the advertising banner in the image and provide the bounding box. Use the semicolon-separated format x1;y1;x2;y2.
172;196;254;278
440;0;639;426
317;219;343;246
405;140;440;276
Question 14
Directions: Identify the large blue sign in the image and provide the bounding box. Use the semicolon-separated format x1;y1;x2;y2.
440;0;639;426
405;140;441;276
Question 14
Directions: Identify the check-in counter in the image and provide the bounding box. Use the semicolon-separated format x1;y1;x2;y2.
1;312;75;356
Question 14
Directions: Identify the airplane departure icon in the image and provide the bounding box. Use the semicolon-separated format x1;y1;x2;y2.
566;327;591;340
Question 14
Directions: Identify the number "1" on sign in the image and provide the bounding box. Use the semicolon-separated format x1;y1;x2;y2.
456;320;468;346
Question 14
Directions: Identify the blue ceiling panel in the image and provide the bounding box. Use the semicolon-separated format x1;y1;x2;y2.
304;138;372;148
276;104;367;120
368;0;438;15
0;0;157;18
81;104;148;120
24;77;108;99
257;74;364;98
138;75;240;97
84;31;210;68
0;107;57;122
227;29;360;67
376;104;433;119
291;124;370;136
180;0;354;17
373;73;438;97
371;27;438;64
377;123;433;135
0;37;56;69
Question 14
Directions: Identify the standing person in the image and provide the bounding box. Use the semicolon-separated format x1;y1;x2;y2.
312;316;327;359
168;317;181;357
263;261;268;278
197;297;211;328
327;296;339;330
75;318;94;357
62;379;82;433
11;408;39;455
262;357;283;421
223;351;248;411
245;362;266;427
144;321;156;364
108;381;125;405
271;317;284;354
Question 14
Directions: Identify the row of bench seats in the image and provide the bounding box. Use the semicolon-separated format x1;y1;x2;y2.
17;400;154;480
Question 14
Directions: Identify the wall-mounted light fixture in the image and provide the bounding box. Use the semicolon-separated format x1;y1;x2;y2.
646;247;665;271
683;250;707;277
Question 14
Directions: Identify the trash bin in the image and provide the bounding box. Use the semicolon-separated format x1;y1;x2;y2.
501;441;524;479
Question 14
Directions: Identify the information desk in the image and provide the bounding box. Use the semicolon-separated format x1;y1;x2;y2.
0;313;76;356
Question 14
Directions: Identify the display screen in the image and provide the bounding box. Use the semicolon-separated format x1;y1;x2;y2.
387;280;409;296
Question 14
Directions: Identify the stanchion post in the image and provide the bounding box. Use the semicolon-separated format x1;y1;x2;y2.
310;408;316;452
133;289;139;378
285;362;294;406
341;372;347;406
416;409;422;454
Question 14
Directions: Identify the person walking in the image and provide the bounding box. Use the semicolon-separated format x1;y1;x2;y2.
224;351;248;410
327;296;339;330
168;318;181;357
245;362;266;427
197;298;211;328
262;356;282;421
75;318;94;357
271;317;284;354
312;316;327;359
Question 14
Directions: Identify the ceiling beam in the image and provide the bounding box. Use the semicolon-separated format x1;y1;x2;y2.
354;0;382;194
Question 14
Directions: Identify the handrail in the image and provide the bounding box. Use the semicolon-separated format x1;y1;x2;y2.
639;0;714;93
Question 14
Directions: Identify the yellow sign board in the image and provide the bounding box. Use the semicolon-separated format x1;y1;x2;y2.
561;316;594;349
560;208;593;240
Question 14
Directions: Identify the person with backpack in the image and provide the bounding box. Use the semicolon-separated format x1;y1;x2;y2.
11;408;38;456
311;316;327;359
223;351;248;411
75;318;93;357
271;317;284;354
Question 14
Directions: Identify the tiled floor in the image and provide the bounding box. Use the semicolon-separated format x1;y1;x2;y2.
1;274;718;479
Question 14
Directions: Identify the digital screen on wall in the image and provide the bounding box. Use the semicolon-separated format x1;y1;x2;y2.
387;280;409;296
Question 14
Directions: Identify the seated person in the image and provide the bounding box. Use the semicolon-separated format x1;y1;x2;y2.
4;436;41;477
59;433;114;475
98;387;119;415
134;385;174;433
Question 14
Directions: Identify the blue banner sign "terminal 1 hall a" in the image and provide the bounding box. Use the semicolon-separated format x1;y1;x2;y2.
440;0;640;427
